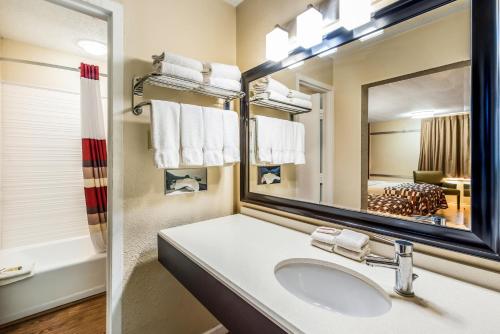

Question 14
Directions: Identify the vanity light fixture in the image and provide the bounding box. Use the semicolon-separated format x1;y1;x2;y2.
319;47;338;58
339;0;372;30
77;40;107;56
297;5;323;49
288;61;304;69
266;25;289;62
359;29;384;41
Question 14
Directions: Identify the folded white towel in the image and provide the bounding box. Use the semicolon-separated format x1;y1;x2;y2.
153;62;203;83
289;97;313;109
255;116;274;164
334;244;371;262
335;229;370;252
253;77;290;96
253;91;291;105
288;89;312;101
150;100;180;168
294;122;305;165
222;109;240;164
204;62;241;81
202;107;224;166
153;51;204;72
311;240;334;252
311;230;338;245
316;226;341;235
180;104;204;166
204;77;241;91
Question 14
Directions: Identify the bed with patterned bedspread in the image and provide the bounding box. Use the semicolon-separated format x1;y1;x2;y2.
367;194;414;216
383;183;448;215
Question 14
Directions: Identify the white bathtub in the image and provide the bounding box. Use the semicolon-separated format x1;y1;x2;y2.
0;236;106;325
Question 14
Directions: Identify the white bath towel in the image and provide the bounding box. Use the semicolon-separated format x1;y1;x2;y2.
294;122;305;165
334;244;371;262
153;62;203;83
204;77;241;91
150;100;180;168
311;230;339;245
203;62;241;81
335;229;370;252
271;118;284;164
289;97;313;109
202;107;224;166
222;109;240;164
288;89;312;101
253;91;291;105
311;240;334;252
0;253;35;287
255;115;274;164
249;119;256;165
253;77;290;96
281;121;294;164
180;104;204;166
153;51;204;72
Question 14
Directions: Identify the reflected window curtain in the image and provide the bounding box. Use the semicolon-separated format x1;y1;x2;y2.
418;114;470;178
80;63;107;252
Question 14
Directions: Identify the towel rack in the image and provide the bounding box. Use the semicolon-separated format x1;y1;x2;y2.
249;96;311;115
132;72;245;115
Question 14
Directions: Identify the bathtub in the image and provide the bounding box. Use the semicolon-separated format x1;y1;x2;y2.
0;236;106;325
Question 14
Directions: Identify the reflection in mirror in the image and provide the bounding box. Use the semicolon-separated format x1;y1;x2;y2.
248;0;471;230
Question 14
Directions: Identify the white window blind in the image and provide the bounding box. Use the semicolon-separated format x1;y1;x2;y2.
1;83;90;248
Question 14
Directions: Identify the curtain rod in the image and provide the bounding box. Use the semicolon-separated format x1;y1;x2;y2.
0;57;108;77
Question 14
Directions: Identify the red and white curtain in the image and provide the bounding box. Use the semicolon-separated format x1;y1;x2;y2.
80;63;107;252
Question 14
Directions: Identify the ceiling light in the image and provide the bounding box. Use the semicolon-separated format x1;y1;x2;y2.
319;47;338;58
266;25;289;62
359;29;384;41
77;40;107;56
288;61;304;69
410;111;435;119
339;0;371;30
297;5;323;49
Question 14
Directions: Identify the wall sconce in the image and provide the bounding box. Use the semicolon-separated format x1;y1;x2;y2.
339;0;371;30
297;5;323;49
266;25;289;62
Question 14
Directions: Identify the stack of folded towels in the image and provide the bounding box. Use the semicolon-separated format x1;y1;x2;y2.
149;100;240;168
251;76;313;110
310;227;371;261
152;51;204;87
203;62;242;92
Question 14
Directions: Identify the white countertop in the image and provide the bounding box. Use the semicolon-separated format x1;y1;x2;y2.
159;214;500;334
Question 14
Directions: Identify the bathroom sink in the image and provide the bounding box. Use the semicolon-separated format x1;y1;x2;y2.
275;259;392;317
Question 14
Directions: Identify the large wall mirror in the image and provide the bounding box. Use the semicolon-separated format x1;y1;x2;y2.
241;0;500;261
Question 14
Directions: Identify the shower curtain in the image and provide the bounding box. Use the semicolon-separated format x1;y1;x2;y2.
80;63;107;253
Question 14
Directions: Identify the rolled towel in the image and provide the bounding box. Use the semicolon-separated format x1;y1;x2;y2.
334;244;371;262
289;97;312;109
311;239;334;252
222;109;240;164
152;51;204;72
203;62;241;81
202;107;224;166
204;77;241;91
153;62;203;83
288;89;312;101
335;229;370;252
150;100;180;168
180;104;204;166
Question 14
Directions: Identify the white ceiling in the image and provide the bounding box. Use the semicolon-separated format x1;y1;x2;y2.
0;0;107;60
368;66;471;122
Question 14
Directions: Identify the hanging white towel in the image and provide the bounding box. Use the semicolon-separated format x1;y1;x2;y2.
249;119;257;165
202;107;224;166
153;51;204;72
222;109;240;164
180;104;204;166
294;122;305;165
271;118;284;164
203;62;241;81
150;100;180;168
255;115;274;164
288;89;312;101
204;77;241;91
153;62;203;83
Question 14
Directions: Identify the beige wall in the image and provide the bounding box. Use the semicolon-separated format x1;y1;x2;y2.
120;0;237;333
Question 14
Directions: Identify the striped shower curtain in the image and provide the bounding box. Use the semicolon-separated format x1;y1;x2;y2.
80;63;107;253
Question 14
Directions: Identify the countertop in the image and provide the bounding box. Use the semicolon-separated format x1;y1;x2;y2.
159;214;500;334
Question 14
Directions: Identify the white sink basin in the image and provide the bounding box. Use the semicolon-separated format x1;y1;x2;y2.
275;258;392;317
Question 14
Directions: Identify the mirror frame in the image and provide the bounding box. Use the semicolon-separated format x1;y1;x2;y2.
240;0;500;261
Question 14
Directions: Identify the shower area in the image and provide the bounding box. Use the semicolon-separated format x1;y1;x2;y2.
0;0;108;326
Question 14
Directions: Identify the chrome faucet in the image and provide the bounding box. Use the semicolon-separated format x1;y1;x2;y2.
365;240;418;296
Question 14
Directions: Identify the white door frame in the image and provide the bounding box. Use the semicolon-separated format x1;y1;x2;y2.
45;1;123;333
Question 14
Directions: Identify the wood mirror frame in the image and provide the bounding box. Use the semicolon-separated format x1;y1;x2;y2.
240;0;500;261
